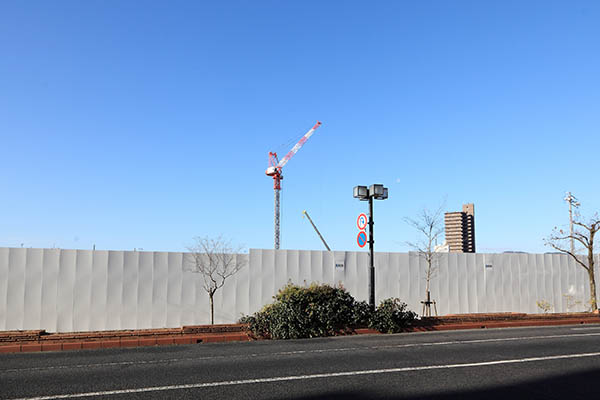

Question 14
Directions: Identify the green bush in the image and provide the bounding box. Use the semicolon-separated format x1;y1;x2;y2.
239;283;417;339
240;283;366;339
369;298;417;333
352;300;372;327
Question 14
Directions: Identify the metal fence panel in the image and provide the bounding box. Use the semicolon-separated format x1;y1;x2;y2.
1;247;599;332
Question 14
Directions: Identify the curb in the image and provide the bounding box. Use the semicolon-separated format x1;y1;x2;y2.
409;317;600;332
2;315;600;354
353;317;600;335
0;326;252;354
0;333;252;354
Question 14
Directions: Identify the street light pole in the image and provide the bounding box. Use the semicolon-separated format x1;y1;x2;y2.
354;184;388;311
368;195;375;309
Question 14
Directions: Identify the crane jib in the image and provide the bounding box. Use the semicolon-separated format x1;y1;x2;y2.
276;123;321;169
279;136;307;165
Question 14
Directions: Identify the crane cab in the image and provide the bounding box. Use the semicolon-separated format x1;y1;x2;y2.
265;166;278;176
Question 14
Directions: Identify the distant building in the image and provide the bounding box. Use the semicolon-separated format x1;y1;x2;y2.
444;203;476;253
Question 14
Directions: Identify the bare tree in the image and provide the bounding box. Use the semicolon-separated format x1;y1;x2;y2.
545;213;600;313
187;236;246;324
405;204;445;316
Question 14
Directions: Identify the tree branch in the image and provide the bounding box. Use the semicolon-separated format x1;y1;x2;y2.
545;241;589;271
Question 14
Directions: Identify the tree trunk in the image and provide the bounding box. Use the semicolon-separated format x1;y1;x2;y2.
588;240;598;312
588;225;598;312
425;260;432;293
209;293;215;325
589;267;598;312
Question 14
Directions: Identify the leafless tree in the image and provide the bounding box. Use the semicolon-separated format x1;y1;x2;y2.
545;213;600;313
187;236;246;324
405;204;445;316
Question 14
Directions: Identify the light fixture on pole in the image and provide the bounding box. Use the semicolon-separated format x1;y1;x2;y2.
353;184;388;310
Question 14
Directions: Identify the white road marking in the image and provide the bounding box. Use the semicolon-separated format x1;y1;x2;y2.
7;351;600;400
3;332;600;374
375;332;600;349
571;326;600;330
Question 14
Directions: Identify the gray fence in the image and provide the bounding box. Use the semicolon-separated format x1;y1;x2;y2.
0;247;597;332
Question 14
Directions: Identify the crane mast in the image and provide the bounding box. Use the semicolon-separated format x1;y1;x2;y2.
266;121;322;249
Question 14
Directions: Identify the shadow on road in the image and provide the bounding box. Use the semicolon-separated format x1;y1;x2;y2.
285;367;600;400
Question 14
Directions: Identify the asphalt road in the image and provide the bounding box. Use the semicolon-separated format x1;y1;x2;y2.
2;324;600;400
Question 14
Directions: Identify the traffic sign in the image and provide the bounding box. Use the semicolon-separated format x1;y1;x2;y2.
357;213;368;231
357;231;367;248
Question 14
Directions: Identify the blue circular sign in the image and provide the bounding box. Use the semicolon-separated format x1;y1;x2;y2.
357;231;367;248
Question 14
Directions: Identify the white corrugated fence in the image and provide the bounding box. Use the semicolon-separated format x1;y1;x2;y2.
0;247;597;332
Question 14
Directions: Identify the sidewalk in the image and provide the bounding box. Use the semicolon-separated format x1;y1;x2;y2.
2;313;600;353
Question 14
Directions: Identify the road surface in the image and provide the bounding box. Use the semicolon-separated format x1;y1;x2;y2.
2;324;600;399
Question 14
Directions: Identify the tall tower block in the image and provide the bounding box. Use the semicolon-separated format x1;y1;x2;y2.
444;203;476;253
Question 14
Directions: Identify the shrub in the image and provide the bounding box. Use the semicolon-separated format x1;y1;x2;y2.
369;298;417;333
239;283;417;339
240;283;366;339
352;300;372;327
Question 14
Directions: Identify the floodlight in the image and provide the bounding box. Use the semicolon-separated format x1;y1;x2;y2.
370;184;384;197
353;185;368;199
382;188;388;200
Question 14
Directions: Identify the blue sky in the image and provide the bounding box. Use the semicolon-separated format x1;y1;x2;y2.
1;1;599;253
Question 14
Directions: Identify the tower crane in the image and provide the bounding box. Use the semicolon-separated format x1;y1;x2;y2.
266;121;322;249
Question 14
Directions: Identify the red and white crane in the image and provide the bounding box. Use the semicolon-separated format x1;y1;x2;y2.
266;121;322;249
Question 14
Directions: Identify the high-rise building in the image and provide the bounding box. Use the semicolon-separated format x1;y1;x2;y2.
444;203;476;253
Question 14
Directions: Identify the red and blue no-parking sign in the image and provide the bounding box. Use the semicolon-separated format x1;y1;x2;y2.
357;231;367;248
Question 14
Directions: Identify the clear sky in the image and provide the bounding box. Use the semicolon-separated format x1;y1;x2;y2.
1;1;599;254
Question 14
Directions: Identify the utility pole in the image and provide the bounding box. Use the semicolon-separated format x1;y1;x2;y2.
564;192;580;254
